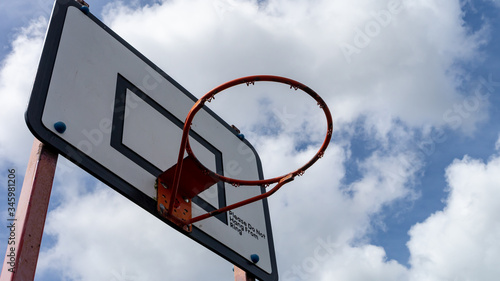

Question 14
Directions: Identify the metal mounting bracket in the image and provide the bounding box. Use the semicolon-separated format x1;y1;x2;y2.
156;156;219;232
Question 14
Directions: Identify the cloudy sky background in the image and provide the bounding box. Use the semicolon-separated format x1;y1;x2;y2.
1;0;500;280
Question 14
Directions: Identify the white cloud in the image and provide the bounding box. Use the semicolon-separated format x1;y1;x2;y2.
0;17;46;168
265;141;421;279
101;0;486;132
349;150;421;214
318;245;408;281
407;155;500;281
279;139;500;281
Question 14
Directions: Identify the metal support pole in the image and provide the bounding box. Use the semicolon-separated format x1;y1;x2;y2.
234;266;256;281
1;139;58;281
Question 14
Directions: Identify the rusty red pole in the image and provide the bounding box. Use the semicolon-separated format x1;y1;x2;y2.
234;266;256;281
0;139;58;281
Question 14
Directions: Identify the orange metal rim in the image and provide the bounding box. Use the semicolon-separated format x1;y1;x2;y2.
184;75;333;186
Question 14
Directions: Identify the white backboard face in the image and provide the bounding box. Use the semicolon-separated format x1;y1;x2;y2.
26;1;277;280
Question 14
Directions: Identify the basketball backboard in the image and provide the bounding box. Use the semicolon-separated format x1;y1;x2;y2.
25;1;277;280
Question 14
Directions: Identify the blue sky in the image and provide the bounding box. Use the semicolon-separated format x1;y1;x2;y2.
1;0;500;280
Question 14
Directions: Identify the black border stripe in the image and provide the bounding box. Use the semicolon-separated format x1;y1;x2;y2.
111;74;228;224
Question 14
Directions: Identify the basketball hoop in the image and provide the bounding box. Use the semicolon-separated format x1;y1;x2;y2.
157;75;333;228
